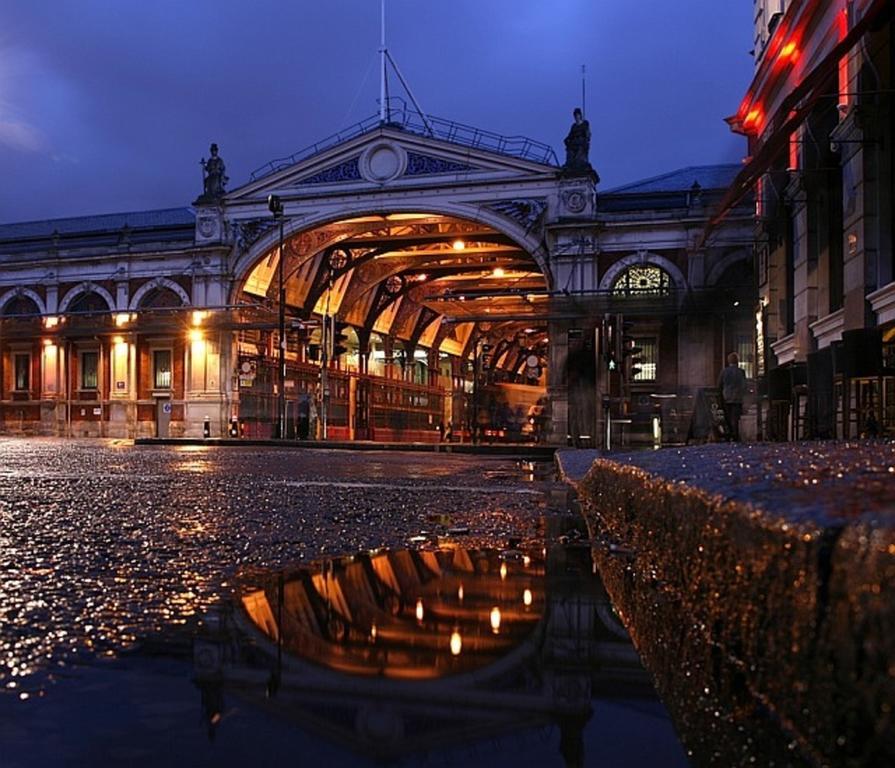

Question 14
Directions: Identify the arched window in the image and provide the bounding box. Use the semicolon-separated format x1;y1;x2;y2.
138;287;184;310
68;291;110;315
612;265;672;296
1;295;40;317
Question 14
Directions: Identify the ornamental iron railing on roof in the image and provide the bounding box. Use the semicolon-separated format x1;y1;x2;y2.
250;98;558;181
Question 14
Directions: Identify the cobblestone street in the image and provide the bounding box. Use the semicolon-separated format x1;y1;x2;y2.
0;439;552;698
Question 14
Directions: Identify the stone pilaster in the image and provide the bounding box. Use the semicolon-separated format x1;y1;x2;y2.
833;107;874;331
546;319;569;444
785;172;816;361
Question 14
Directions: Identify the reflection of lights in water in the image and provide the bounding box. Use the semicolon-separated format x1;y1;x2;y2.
500;562;507;580
523;589;532;607
177;460;210;473
239;547;551;680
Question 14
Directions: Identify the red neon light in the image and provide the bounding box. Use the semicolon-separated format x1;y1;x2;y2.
837;7;848;40
740;106;764;135
780;41;799;61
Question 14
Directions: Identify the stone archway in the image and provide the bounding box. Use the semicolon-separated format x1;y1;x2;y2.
59;282;116;313
129;278;191;310
230;201;553;301
227;205;552;443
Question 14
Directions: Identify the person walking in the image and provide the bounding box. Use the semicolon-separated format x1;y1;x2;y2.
718;352;747;441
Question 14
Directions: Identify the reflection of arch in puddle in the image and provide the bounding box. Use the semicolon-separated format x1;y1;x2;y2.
239;547;544;680
194;544;650;764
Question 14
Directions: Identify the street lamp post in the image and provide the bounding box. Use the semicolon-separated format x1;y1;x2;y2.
268;194;286;439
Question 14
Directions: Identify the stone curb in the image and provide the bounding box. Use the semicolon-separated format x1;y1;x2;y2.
556;450;895;767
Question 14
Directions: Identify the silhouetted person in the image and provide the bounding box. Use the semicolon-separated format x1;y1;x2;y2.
718;352;747;441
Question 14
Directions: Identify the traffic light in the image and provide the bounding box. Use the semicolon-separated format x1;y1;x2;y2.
622;336;643;380
332;326;349;359
480;343;493;371
619;316;643;381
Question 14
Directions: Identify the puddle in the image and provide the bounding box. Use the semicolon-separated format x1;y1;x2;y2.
1;542;689;768
187;544;691;766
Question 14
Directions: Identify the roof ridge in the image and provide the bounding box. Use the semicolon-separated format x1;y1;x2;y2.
0;206;194;229
603;163;742;194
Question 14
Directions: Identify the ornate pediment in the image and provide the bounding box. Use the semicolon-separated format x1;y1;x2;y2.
229;126;558;199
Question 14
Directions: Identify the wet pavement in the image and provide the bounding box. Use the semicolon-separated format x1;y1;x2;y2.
0;439;688;767
560;441;895;525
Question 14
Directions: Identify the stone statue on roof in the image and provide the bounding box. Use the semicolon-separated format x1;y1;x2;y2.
198;143;228;202
563;108;598;179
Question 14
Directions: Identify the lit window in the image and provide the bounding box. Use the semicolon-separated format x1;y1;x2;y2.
736;335;754;379
153;350;172;389
80;351;98;390
612;266;671;296
14;353;30;391
632;338;657;382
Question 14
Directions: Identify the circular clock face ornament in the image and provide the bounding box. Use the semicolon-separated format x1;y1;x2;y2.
526;354;539;368
385;275;404;295
240;361;252;373
328;248;349;271
565;190;587;213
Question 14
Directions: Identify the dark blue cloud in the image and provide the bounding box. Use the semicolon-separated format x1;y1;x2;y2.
0;0;753;222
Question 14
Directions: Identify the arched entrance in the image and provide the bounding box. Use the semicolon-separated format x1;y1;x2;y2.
230;210;551;442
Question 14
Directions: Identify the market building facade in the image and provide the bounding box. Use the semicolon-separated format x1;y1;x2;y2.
0;107;753;444
726;0;894;439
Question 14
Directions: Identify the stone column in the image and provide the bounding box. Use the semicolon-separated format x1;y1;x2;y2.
834;108;875;331
547;319;569;444
785;172;816;361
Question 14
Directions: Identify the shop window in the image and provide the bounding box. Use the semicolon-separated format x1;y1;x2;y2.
153;349;172;389
632;338;657;382
80;350;99;390
189;337;219;392
42;344;59;395
111;339;130;394
14;353;30;391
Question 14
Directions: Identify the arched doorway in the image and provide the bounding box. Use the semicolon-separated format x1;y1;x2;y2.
231;211;551;442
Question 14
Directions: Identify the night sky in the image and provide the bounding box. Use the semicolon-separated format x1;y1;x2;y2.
1;1;753;224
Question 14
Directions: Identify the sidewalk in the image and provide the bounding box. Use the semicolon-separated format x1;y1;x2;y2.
135;436;558;459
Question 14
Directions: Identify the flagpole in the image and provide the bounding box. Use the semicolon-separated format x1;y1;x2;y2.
380;0;387;123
